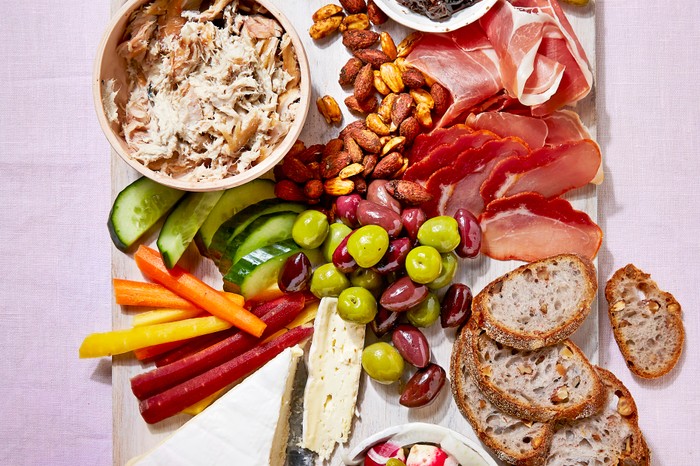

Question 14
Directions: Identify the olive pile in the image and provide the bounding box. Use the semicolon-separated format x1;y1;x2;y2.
278;179;481;407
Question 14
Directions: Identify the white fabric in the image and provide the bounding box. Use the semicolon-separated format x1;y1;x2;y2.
0;1;698;464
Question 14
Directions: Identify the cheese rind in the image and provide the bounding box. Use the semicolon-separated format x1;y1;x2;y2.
302;297;366;460
128;346;303;466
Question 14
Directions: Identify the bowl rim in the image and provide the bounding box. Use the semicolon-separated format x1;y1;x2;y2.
92;0;311;192
370;0;498;33
342;422;499;465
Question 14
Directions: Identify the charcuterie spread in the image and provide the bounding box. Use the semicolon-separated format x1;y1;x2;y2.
83;0;684;464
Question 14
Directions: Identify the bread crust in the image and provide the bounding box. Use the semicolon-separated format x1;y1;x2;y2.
605;264;684;378
459;323;605;423
450;340;553;466
474;254;597;350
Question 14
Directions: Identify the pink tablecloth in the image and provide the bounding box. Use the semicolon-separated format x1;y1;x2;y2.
0;1;698;465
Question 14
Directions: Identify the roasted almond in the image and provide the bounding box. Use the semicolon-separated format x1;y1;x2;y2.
372;152;403;178
343;134;364;163
322;138;344;159
353;129;382;153
297;144;325;163
309;15;343;40
340;13;370;31
339;120;367;139
391;93;414;126
399;116;420;144
304;179;324;199
342;29;379;50
324;177;355;196
306;161;321;180
287;140;306;159
380;62;404;93
397;31;422;58
352;175;368;194
312;4;344;22
385;180;432;204
340;0;367;14
362;154;378;177
380;32;398;60
321;151;351;179
353;48;392;68
274;180;306;202
402;68;426;89
281;156;313;183
430;82;450;115
367;0;388;25
339;57;364;87
345;94;378;114
354;63;375;103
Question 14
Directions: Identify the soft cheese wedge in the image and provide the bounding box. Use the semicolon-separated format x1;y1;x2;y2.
128;346;303;466
302;297;366;460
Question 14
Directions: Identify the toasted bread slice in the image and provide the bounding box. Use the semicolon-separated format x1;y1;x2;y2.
459;323;604;423
605;264;684;378
474;254;597;350
450;340;553;465
545;367;650;466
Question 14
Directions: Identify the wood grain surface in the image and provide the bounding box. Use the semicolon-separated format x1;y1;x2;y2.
109;0;598;464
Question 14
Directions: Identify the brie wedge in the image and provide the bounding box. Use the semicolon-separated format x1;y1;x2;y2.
302;297;366;460
128;346;303;466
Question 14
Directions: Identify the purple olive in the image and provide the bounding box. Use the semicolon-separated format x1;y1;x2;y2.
332;233;357;273
367;180;402;214
392;324;430;368
336;194;362;228
278;252;312;293
370;306;400;337
454;208;482;258
440;283;473;328
401;208;427;243
380;276;429;312
399;363;446;408
357;200;403;238
374;237;411;274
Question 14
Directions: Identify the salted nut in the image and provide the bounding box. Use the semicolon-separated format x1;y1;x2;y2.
397;31;422;58
340;13;370;31
373;70;391;95
382;136;406;156
617;396;635;417
378;93;398;122
324;177;355;196
316;95;342;125
366;113;392;136
312;4;343;22
410;88;434;109
380;63;404;93
414;102;433;127
339;162;365;179
380;32;398;60
309;15;343;40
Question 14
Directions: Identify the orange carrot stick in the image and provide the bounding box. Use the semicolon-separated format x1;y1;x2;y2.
134;245;266;337
113;279;200;310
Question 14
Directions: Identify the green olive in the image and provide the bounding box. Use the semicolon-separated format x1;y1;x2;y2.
349;268;384;296
310;263;350;298
417;216;460;253
405;245;442;284
386;459;407;466
407;292;440;328
427;252;459;290
347;225;390;268
362;342;404;384
292;210;330;249
322;222;353;262
337;287;378;324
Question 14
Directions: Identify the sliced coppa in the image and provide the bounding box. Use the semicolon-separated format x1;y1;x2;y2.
605;264;684;378
403;130;498;185
480;139;602;205
478;192;602;262
466;111;549;150
545;367;651;466
406;124;473;166
474;254;597;350
460;323;605;423
422;137;530;217
450;340;553;465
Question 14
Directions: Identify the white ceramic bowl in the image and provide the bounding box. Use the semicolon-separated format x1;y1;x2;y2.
92;0;311;192
343;423;498;465
371;0;497;33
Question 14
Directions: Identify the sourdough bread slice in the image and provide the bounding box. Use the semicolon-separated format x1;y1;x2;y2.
474;254;597;350
459;323;604;423
605;264;684;378
450;340;553;465
545;367;650;466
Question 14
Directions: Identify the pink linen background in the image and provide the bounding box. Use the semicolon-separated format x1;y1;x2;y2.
0;1;697;465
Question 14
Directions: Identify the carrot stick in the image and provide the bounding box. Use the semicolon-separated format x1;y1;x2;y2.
113;279;200;310
133;341;188;361
78;316;232;358
134;245;265;337
132;309;204;327
130;293;305;399
139;325;314;424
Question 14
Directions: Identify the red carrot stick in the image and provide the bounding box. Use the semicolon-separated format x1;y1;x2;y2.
130;293;306;400
139;325;314;424
133;340;189;361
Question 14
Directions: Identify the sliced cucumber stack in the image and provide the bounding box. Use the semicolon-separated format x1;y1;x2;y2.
108;177;185;251
157;191;224;269
195;179;275;256
223;212;298;269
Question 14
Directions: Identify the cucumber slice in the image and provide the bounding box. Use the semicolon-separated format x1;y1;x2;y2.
224;212;298;267
108;177;185;251
157;191;224;269
195;179;275;255
223;240;323;299
209;199;305;267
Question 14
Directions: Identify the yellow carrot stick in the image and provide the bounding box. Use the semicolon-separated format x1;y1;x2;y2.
262;301;319;344
182;388;227;416
79;316;232;358
133;309;204;327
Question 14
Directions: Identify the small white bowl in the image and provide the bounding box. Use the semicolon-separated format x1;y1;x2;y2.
343;423;498;465
371;0;498;33
93;0;311;192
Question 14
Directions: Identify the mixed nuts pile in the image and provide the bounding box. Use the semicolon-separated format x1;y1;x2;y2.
274;0;448;207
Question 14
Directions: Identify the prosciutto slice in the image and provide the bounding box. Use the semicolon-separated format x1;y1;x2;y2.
466;111;548;149
542;109;590;145
479;192;602;261
423;138;530;217
480;139;602;204
404;130;498;184
407;124;473;165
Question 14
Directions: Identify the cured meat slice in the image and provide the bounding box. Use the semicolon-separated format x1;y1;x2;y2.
407;124;473;165
480;139;602;204
479;192;602;261
406;25;502;128
404;130;498;185
423;138;530;217
466;111;548;149
542;109;590;145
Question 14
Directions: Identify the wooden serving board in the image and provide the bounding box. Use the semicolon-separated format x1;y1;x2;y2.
110;1;598;464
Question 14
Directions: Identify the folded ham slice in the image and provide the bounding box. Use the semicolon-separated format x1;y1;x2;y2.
479;192;602;261
466;111;548;149
480;139;602;204
423;138;530;217
542;109;590;145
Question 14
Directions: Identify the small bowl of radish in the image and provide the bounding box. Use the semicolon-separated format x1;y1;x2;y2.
343;423;497;466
